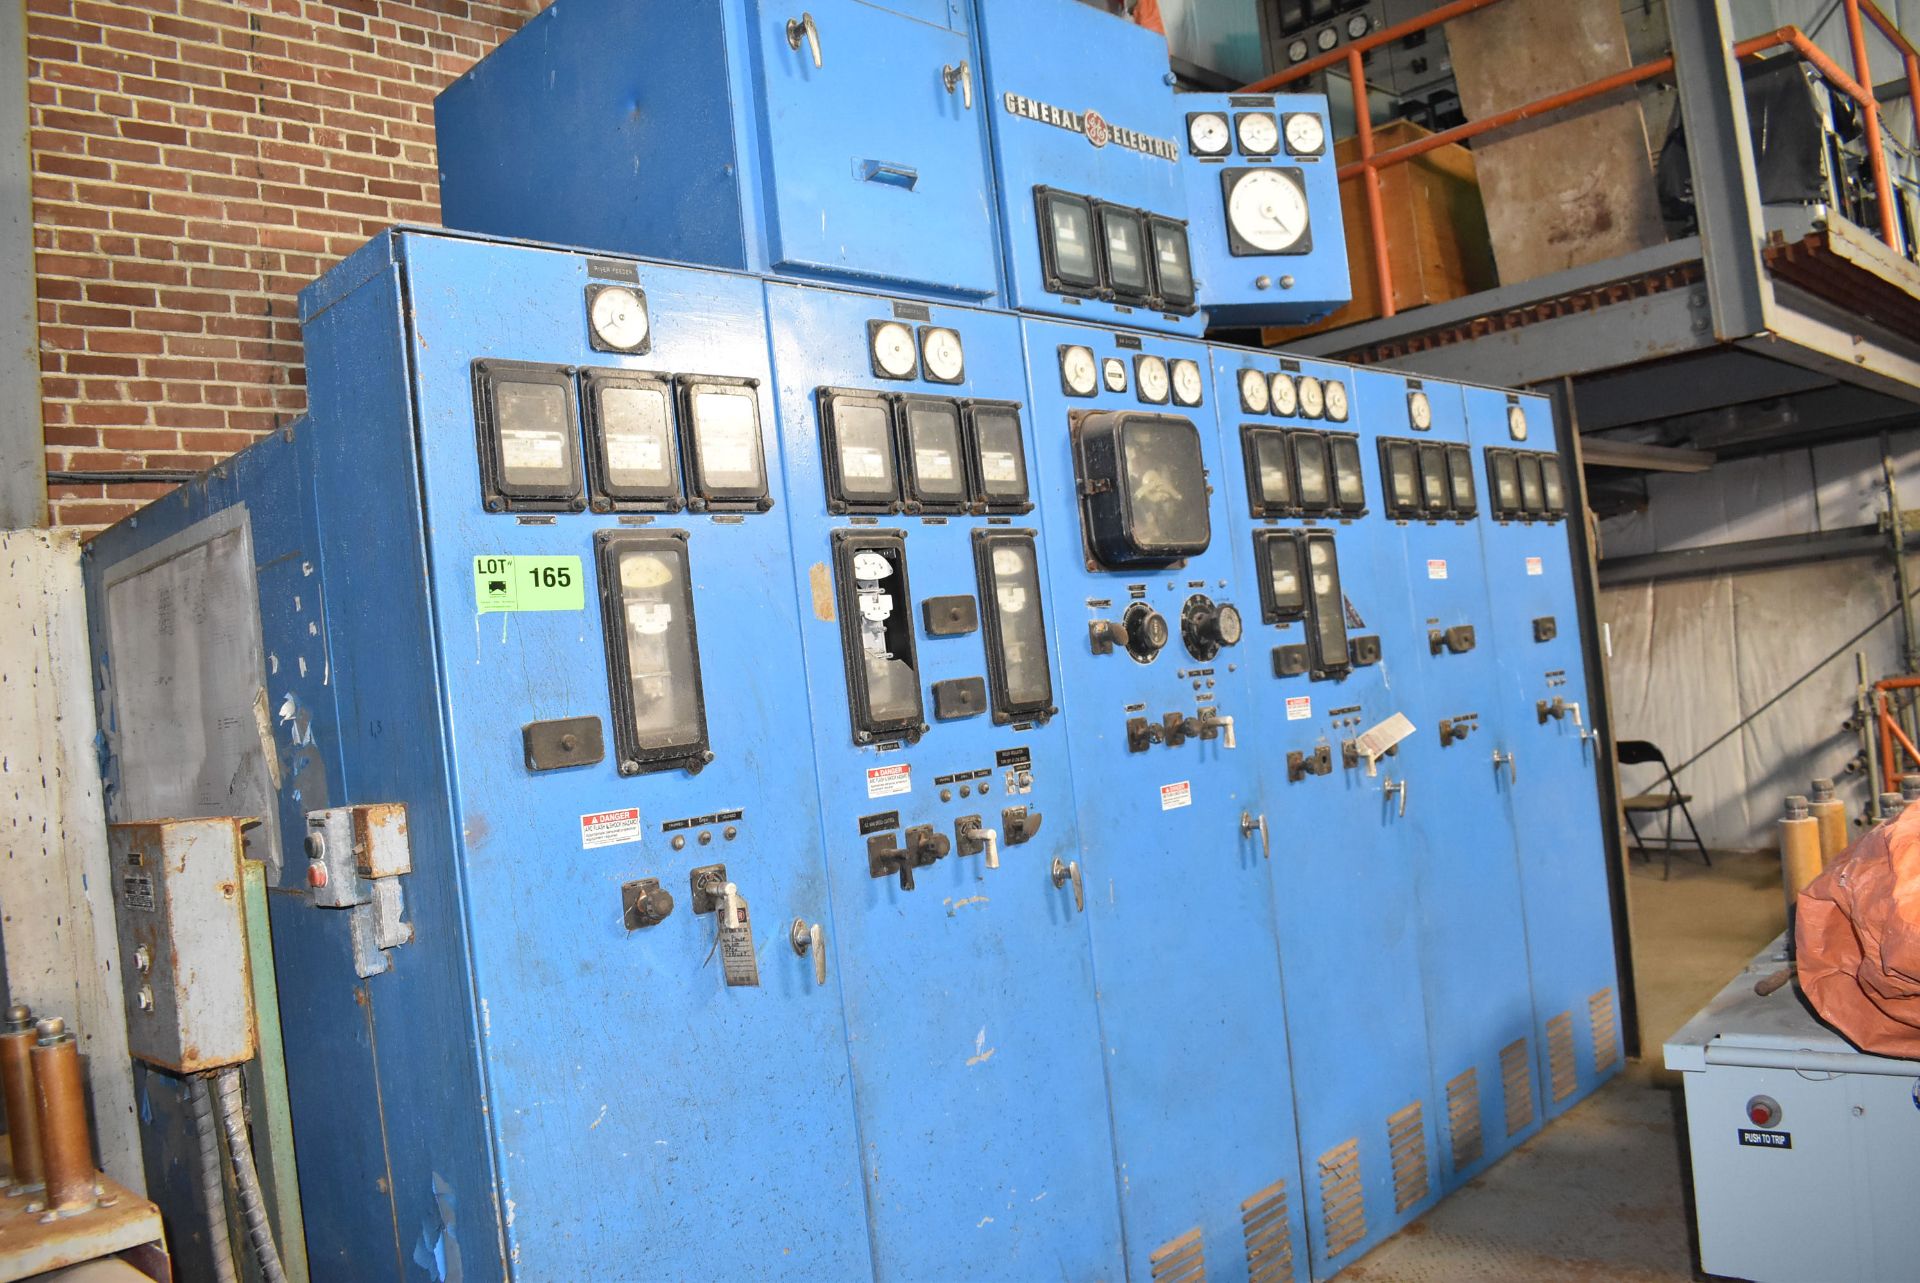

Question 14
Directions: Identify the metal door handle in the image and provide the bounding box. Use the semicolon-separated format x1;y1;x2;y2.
1240;810;1270;859
1492;750;1515;784
787;11;822;67
1384;777;1408;818
943;59;973;109
790;918;826;986
1050;857;1084;913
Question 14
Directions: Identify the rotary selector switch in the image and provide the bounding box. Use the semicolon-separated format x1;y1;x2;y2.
1123;602;1170;664
1181;595;1244;661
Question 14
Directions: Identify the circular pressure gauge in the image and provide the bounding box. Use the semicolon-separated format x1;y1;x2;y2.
589;285;650;352
1269;372;1299;417
1170;359;1204;407
1136;355;1170;404
1061;345;1098;396
1508;404;1530;441
1225;170;1310;254
1409;390;1433;430
1325;380;1349;422
1103;357;1128;394
1316;26;1340;51
1298;375;1326;419
1238;367;1270;414
1287;38;1310;63
1188;112;1231;156
1237;112;1280;156
921;327;964;383
1346;13;1371;39
871;321;917;379
1284;112;1326;156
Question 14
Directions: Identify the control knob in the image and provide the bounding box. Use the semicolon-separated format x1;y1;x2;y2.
1181;595;1243;661
1122;602;1170;663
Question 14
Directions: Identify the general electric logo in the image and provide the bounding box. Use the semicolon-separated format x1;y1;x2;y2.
999;92;1178;161
1083;109;1111;148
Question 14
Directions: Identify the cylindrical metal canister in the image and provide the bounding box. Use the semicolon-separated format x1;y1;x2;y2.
31;1017;95;1213
0;1003;44;1192
1807;778;1847;868
1780;796;1824;920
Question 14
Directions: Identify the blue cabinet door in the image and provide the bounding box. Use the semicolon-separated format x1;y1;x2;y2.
747;0;1000;297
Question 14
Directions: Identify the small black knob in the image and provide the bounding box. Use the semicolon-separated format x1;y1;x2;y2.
1124;603;1170;663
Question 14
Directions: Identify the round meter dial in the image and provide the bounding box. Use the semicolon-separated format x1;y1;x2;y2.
1188;112;1230;156
1284;112;1326;156
1325;380;1349;422
1408;390;1433;430
1238;367;1270;414
1236;112;1280;156
1270;372;1298;417
1170;359;1204;407
852;550;893;582
1136;355;1170;404
1287;37;1309;63
921;327;964;383
1298;376;1325;419
1225;170;1310;254
1316;25;1339;51
1102;358;1128;394
1508;404;1529;440
1060;345;1098;396
1346;13;1370;39
589;285;650;352
871;321;917;379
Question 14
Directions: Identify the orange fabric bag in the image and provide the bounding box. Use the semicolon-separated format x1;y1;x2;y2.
1797;805;1920;1058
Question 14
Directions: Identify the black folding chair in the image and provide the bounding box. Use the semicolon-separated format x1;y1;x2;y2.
1616;739;1711;879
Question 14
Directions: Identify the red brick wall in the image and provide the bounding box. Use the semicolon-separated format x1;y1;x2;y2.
26;0;550;529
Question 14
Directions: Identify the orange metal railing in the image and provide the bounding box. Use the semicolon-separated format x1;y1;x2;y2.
1875;676;1920;794
1242;0;1918;321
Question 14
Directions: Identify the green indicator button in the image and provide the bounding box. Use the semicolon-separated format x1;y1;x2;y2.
474;555;586;613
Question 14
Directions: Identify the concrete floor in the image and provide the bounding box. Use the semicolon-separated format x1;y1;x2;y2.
1339;848;1786;1282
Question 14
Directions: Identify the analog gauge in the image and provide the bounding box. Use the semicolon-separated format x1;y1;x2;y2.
1284;112;1326;156
1324;379;1349;422
1188;112;1230;157
1236;112;1280;156
1508;404;1529;440
870;320;917;380
1298;375;1325;419
1409;390;1433;430
1287;37;1310;63
588;285;649;353
1238;367;1270;414
1269;371;1299;417
1136;355;1170;404
1316;25;1339;51
1060;345;1098;397
1102;357;1129;394
921;327;964;383
1225;170;1310;254
1170;358;1204;407
1346;13;1370;39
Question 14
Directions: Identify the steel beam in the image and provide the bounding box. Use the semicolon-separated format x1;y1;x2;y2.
1;0;46;527
1579;440;1716;472
1597;524;1886;586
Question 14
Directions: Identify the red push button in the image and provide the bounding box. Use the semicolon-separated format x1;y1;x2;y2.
1745;1094;1781;1127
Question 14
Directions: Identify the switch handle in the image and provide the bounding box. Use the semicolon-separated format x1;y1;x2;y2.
965;824;1000;870
1384;777;1408;818
790;918;827;986
1050;857;1084;912
1492;749;1516;784
943;59;973;109
1219;714;1236;751
787;11;822;67
1241;810;1270;859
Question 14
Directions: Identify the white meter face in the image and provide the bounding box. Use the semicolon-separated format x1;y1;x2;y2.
1188;112;1230;156
1226;170;1310;254
1298;376;1325;419
1409;390;1433;430
1284;113;1326;156
1102;358;1128;394
1269;372;1298;417
1061;345;1097;396
1508;404;1529;440
1346;13;1370;39
921;327;964;383
1236;112;1280;156
589;286;649;352
1316;25;1339;51
1238;368;1270;414
871;321;917;379
1170;359;1204;407
1287;38;1309;63
1324;379;1349;422
1136;355;1170;404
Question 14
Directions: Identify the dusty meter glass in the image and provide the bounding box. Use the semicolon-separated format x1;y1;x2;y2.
1242;425;1294;517
471;360;583;512
1037;188;1100;296
1302;530;1350;676
818;388;900;513
593;531;709;775
1445;444;1477;518
1487;449;1523;518
1518;453;1547;516
1075;412;1212;568
964;401;1032;513
1328;434;1366;515
832;531;923;743
1149;216;1196;311
1417;443;1450;518
1381;439;1419;518
1291;431;1331;514
1255;531;1307;623
677;376;768;510
899;396;969;513
973;531;1053;723
1097;203;1152;303
581;370;681;512
1221;168;1311;256
1540;455;1567;517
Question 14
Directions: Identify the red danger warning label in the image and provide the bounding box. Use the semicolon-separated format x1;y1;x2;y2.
866;763;912;799
580;807;642;850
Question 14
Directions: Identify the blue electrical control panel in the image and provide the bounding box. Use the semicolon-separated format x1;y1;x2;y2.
1179;92;1351;327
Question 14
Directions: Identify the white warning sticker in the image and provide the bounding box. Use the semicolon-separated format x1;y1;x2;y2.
1160;780;1192;811
1285;695;1312;721
1427;559;1448;580
580;807;642;850
1525;556;1543;576
867;763;912;799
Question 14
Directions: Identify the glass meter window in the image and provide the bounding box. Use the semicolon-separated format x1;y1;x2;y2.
817;387;900;513
1444;444;1477;517
1242;425;1294;517
832;531;923;743
1037;189;1100;294
1221;168;1311;256
899;395;968;512
593;531;709;775
1303;531;1350;675
1541;455;1567;516
1417;442;1450;517
581;370;680;512
1488;449;1522;517
1290;430;1331;513
677;376;768;510
1255;530;1306;623
1098;203;1152;300
973;531;1053;722
471;360;583;512
1328;434;1365;514
1380;439;1419;518
1518;453;1547;515
964;400;1031;512
1075;412;1212;567
1148;216;1196;310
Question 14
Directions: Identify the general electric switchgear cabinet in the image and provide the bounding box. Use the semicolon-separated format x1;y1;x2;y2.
1208;348;1440;1274
1463;385;1625;1114
1021;316;1312;1281
762;282;1130;1280
1178;94;1351;327
1354;369;1546;1192
82;230;881;1283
